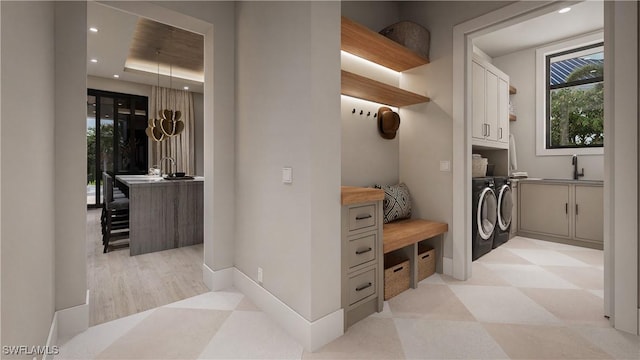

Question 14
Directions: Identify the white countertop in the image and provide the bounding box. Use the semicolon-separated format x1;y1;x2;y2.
116;175;204;186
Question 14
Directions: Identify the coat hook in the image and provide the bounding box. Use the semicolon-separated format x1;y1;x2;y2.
360;110;363;115
352;108;356;114
367;111;371;116
374;113;377;118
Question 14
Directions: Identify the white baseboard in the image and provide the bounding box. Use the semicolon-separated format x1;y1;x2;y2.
203;263;234;291
57;290;90;342
45;290;89;359
44;313;58;360
232;268;343;352
443;256;453;277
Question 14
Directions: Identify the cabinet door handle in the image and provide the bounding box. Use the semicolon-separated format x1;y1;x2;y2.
356;282;372;292
487;124;491;137
355;247;372;255
575;204;579;215
499;127;503;139
565;203;568;214
355;214;372;220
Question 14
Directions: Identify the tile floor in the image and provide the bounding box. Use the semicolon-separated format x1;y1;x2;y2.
57;236;640;359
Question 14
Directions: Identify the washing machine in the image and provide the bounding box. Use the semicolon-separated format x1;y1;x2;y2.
472;177;497;261
492;176;513;248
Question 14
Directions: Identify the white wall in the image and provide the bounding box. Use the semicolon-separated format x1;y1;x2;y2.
235;1;341;321
54;1;88;313
341;2;401;187
1;0;56;351
493;46;604;181
398;1;509;260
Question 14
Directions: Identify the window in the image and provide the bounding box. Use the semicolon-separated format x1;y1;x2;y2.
535;32;604;156
546;43;603;149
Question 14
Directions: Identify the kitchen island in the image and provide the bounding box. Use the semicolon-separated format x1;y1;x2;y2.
116;175;204;255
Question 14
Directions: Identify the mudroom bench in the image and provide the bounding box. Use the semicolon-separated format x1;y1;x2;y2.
383;219;448;299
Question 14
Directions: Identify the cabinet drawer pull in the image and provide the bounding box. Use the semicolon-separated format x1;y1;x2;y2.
393;266;404;273
355;214;372;220
356;282;372;292
421;253;430;259
355;247;372;255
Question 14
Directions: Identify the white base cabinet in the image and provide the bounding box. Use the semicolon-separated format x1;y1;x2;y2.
518;180;603;249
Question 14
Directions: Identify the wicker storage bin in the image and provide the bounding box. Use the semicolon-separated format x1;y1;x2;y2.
472;157;488;177
384;259;410;300
417;247;436;281
379;21;430;60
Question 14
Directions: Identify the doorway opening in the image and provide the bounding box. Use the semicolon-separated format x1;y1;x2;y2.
84;2;208;325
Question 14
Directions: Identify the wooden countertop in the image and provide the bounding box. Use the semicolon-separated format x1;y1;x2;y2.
341;186;384;205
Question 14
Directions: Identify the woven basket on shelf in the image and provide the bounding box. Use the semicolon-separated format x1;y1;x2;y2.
379;21;430;60
384;259;410;300
417;248;436;281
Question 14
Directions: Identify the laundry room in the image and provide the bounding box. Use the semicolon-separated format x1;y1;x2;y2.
470;0;604;261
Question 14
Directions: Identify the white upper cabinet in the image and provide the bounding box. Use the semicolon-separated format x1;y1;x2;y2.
472;56;509;149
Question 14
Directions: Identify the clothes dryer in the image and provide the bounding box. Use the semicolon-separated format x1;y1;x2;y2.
493;176;513;248
472;177;497;261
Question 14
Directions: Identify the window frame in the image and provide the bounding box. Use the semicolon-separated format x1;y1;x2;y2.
535;31;604;156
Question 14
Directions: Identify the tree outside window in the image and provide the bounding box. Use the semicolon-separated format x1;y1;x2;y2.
546;43;604;149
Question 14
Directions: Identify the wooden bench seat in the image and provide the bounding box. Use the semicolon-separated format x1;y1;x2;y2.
383;218;448;254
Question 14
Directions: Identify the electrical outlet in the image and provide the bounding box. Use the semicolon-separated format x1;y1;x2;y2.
257;267;263;284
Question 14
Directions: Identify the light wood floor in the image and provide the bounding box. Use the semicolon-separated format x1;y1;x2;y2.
87;209;208;326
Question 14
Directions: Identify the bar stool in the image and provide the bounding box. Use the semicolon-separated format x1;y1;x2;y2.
102;173;130;253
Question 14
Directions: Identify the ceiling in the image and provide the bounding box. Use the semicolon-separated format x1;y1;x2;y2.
87;2;204;93
474;1;603;58
88;1;602;92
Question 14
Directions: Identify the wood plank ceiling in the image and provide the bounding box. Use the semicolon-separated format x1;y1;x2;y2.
128;18;204;78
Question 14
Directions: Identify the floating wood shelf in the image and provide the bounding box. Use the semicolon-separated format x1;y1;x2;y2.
341;70;430;107
509;85;517;95
341;17;429;72
509;114;517;121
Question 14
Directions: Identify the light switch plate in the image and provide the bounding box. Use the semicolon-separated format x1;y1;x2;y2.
440;160;451;172
282;167;293;183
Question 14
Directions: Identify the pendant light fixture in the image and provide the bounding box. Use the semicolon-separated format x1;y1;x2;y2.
146;49;166;142
145;29;185;141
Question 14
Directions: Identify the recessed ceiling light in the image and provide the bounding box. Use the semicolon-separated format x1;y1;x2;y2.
90;59;98;63
558;7;571;14
113;74;120;78
183;86;189;90
89;27;98;33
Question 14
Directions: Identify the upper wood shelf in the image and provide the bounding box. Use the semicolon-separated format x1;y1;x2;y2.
341;17;430;72
341;70;430;107
509;85;517;95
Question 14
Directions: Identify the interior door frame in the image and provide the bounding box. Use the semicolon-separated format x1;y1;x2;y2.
453;0;639;335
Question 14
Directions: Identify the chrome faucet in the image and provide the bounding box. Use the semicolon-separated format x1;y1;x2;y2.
160;156;175;176
572;154;584;180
